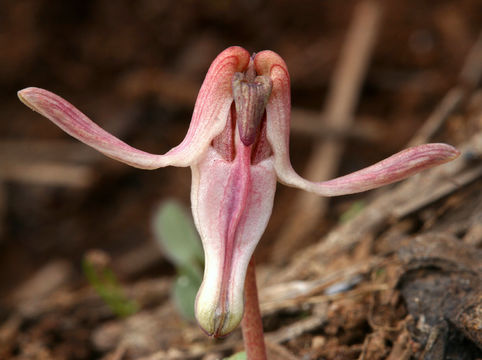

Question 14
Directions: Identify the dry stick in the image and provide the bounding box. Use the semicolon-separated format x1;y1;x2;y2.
264;340;299;360
408;32;482;147
0;183;5;238
0;140;96;163
241;258;267;360
260;257;383;314
0;161;94;188
272;0;382;263
0;140;99;188
391;162;482;219
290;108;384;143
382;31;482;215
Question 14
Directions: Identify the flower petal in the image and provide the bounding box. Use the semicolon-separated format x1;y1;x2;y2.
276;141;460;196
18;46;250;169
254;50;293;179
307;143;460;196
254;51;460;196
192;147;277;337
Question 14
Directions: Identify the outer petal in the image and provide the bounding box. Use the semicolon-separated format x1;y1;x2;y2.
17;46;250;169
301;143;460;195
191;146;277;337
254;51;460;196
254;50;293;180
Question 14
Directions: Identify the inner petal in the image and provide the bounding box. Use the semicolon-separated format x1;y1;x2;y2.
212;104;236;161
251;112;272;164
232;66;273;147
192;145;276;337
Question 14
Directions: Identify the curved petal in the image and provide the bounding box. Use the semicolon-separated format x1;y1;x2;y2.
305;143;460;196
18;46;250;169
254;50;294;181
254;50;318;192
170;46;250;166
254;51;460;196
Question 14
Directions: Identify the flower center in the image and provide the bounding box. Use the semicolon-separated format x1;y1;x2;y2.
212;60;273;164
232;65;272;147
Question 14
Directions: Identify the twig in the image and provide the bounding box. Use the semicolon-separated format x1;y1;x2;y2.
265;340;299;360
266;303;328;344
407;31;482;147
264;283;391;312
118;68;199;107
135;339;241;360
272;0;382;262
260;257;383;313
0;183;5;239
0;315;21;356
0;140;97;163
290;108;384;142
0;161;95;187
9;260;73;305
391;163;482;219
263;282;390;346
103;344;127;360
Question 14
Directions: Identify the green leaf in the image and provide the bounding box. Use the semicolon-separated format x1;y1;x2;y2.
339;200;365;223
172;274;201;321
82;258;138;318
152;200;204;268
152;199;204;321
223;351;247;360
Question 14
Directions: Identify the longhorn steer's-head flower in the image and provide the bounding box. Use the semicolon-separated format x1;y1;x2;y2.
18;46;459;337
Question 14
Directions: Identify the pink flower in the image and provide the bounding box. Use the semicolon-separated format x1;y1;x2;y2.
18;46;459;337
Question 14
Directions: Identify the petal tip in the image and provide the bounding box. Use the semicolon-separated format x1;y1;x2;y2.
428;143;461;164
195;299;244;338
447;145;461;160
17;87;36;108
17;87;51;113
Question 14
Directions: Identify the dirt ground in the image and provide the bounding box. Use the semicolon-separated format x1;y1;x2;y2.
1;1;481;359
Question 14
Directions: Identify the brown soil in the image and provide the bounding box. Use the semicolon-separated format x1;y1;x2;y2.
1;1;481;359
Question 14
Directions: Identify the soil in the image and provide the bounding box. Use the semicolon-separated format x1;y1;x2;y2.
1;1;481;359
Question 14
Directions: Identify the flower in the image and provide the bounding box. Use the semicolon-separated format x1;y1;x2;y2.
18;46;459;338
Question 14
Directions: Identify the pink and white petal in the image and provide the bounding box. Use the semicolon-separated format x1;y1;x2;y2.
254;52;460;197
278;143;460;197
192;147;277;337
166;46;250;165
254;50;294;180
254;51;320;192
18;87;172;169
18;47;250;169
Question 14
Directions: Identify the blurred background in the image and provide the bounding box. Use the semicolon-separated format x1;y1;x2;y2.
0;0;481;359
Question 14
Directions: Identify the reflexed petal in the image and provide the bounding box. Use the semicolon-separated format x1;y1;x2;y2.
254;51;460;196
17;47;250;169
254;50;293;177
312;143;460;195
18;87;172;169
278;143;460;196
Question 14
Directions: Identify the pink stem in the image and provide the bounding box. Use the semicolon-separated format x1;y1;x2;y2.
241;258;267;360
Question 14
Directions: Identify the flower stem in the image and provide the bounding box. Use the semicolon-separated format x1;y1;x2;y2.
241;258;267;360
